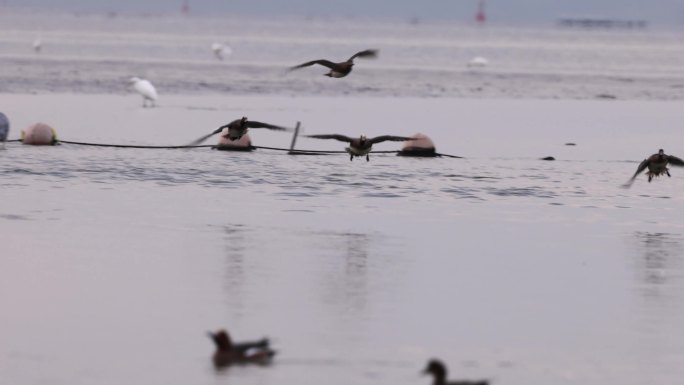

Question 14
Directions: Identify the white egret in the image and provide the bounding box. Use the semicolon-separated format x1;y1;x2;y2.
211;43;232;61
467;56;489;68
33;37;42;53
128;77;158;108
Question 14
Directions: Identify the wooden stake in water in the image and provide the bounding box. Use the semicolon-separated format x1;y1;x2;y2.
289;121;301;153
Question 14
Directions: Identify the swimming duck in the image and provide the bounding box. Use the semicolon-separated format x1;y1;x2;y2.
208;329;275;368
623;149;684;187
288;49;378;78
305;134;413;161
422;359;489;385
188;117;290;145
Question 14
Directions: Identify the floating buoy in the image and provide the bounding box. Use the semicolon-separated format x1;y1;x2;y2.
541;156;555;161
397;133;437;157
215;132;254;151
0;112;9;146
21;122;58;145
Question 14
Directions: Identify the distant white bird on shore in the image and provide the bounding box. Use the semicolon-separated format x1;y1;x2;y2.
211;43;232;61
33;37;42;53
467;56;489;68
128;77;158;108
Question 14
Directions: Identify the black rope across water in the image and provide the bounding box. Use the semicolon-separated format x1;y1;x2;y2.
58;140;213;149
5;139;462;158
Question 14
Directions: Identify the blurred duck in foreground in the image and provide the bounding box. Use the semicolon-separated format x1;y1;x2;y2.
622;149;684;188
188;117;291;145
305;134;413;161
422;359;489;385
208;329;275;368
288;49;378;78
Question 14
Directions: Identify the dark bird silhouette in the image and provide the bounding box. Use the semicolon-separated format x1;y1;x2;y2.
422;359;489;385
188;117;291;145
288;49;378;78
208;329;275;368
622;149;684;188
306;134;412;161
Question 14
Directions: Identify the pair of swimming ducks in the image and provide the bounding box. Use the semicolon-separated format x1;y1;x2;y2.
190;116;413;161
209;330;487;385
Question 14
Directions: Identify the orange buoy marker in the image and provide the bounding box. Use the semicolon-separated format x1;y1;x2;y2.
21;122;58;145
397;133;437;157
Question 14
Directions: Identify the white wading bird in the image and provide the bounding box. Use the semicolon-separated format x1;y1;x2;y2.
211;43;232;61
128;77;158;108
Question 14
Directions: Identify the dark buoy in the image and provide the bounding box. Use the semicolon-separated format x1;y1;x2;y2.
214;132;254;151
541;156;555;161
21;123;58;145
565;142;576;146
0;112;9;148
397;133;437;157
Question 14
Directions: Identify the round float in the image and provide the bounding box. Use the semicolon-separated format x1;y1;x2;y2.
0;112;9;143
397;133;437;157
215;132;254;152
21;122;58;145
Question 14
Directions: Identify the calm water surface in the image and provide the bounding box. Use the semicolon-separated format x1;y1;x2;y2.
1;8;684;385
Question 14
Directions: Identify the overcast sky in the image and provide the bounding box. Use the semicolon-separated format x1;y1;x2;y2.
6;1;684;26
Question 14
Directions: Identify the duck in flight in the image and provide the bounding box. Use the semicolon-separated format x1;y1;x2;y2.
288;49;378;78
422;359;489;385
623;149;684;188
306;133;412;161
208;329;275;368
188;117;291;145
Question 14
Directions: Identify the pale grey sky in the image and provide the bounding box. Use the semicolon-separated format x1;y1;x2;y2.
6;0;684;26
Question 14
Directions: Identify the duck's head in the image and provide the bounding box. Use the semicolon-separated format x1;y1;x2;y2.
359;134;367;143
422;359;447;378
240;116;249;127
208;329;233;351
128;77;141;85
659;149;665;155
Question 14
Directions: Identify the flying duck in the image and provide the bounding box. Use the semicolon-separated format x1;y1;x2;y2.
188;117;290;145
623;149;684;188
422;359;489;385
288;49;378;78
306;134;413;161
208;329;275;368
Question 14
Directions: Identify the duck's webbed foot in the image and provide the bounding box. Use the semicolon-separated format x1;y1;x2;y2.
350;154;353;161
666;168;671;177
366;155;370;162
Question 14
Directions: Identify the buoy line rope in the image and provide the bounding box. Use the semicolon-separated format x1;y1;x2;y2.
4;139;462;158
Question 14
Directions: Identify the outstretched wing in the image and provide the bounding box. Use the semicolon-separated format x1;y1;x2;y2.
186;126;224;146
621;158;649;188
305;134;354;143
246;121;290;131
289;59;338;71
348;49;378;61
667;155;684;167
368;135;413;144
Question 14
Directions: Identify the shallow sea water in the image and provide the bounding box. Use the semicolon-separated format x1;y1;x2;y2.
2;8;684;385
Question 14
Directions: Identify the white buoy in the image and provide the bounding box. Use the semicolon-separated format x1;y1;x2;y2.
0;112;9;149
216;132;253;151
21;122;57;145
33;37;42;53
211;43;232;61
467;56;489;68
397;133;437;157
128;77;158;108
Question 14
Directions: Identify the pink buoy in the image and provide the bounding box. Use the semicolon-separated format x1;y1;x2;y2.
397;132;437;157
215;132;254;151
22;123;57;145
